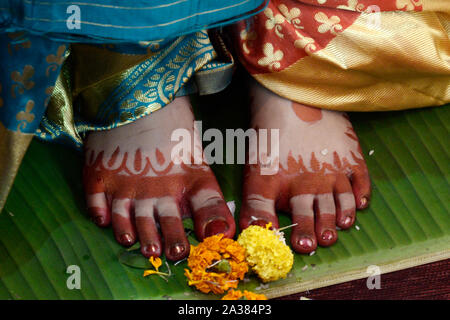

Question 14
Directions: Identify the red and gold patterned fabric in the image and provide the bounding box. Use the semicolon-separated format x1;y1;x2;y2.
234;0;450;111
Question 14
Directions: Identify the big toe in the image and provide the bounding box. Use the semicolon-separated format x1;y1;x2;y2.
189;184;236;240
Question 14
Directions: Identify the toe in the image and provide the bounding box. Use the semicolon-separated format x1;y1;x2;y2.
289;194;317;254
157;197;190;261
334;175;356;229
315;193;337;247
83;166;111;227
111;198;136;247
351;168;371;209
189;182;236;240
239;170;280;231
240;193;279;230
86;192;111;227
134;199;162;258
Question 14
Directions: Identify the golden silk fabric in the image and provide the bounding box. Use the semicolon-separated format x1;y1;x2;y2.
0;121;33;211
235;0;450;111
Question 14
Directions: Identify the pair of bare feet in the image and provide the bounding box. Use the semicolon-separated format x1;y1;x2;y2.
83;82;371;261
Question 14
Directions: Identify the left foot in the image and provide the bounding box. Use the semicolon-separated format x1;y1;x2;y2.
83;97;235;261
240;82;371;253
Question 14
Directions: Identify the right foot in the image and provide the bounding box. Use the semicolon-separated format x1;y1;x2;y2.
240;82;371;254
83;97;235;261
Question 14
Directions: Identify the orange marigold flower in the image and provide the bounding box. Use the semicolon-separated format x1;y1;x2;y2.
184;234;248;294
221;289;267;300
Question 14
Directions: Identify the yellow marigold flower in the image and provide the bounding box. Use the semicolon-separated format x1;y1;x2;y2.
237;223;293;283
221;289;267;300
184;234;248;294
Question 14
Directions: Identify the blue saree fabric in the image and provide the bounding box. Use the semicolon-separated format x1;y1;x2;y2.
0;0;268;145
0;0;267;42
0;31;66;135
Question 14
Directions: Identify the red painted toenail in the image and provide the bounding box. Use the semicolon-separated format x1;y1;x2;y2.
205;220;229;237
120;233;133;246
360;197;368;208
170;244;186;257
94;216;104;226
322;230;335;241
250;219;269;228
143;244;160;257
298;237;313;249
343;216;353;227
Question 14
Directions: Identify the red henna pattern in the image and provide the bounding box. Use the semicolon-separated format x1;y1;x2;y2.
245;124;367;203
83;147;210;201
155;148;166;166
292;102;323;122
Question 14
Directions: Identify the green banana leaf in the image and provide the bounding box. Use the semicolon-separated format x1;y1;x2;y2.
0;76;449;300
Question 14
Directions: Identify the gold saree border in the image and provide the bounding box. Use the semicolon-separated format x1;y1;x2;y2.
254;11;450;112
0;121;33;212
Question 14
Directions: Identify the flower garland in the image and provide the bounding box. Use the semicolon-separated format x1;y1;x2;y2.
184;234;249;294
143;222;294;299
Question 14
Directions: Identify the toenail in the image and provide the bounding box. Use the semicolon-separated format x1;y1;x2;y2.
205;220;229;237
322;230;335;241
170;244;186;257
298;237;313;249
94;216;104;226
360;197;368;207
343;216;353;227
120;233;133;246
250;219;269;228
143;243;160;257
